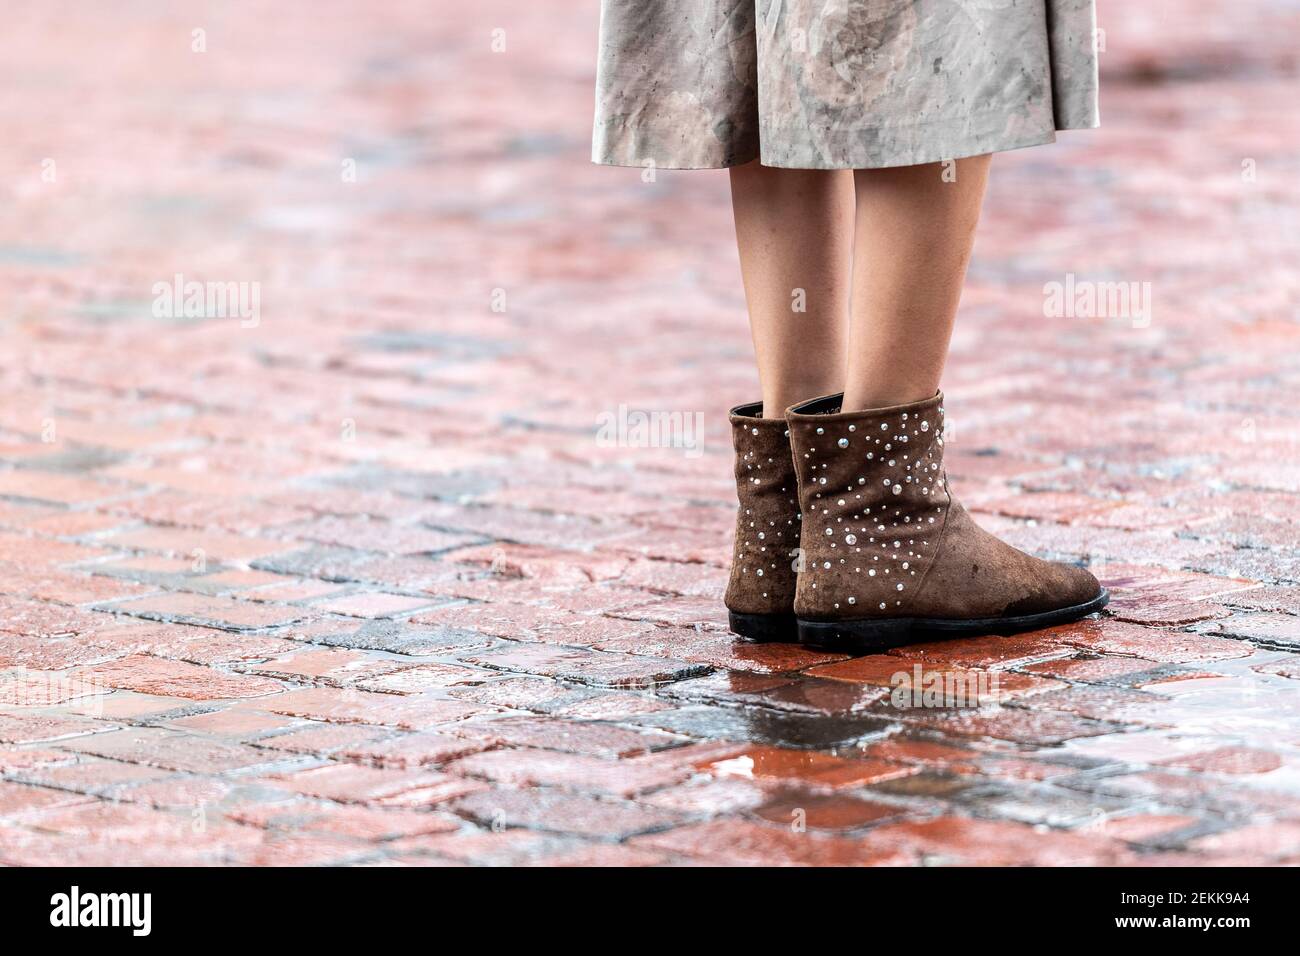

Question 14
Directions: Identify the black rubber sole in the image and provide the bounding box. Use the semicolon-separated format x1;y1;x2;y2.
728;610;798;643
797;588;1110;653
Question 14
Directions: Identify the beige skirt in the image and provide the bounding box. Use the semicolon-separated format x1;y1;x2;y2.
593;0;1100;170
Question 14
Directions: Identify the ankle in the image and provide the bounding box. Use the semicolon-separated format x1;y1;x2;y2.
762;382;842;418
840;384;937;413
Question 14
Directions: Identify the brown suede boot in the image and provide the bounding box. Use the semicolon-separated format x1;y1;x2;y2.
786;392;1107;650
724;401;800;642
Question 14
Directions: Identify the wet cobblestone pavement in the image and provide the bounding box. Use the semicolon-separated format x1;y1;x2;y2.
1;0;1299;865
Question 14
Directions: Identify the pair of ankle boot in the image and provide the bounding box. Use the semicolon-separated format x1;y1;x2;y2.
724;392;1107;651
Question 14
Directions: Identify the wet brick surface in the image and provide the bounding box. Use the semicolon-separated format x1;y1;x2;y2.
1;1;1299;865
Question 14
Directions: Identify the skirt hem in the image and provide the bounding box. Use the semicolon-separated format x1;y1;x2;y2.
592;119;1097;171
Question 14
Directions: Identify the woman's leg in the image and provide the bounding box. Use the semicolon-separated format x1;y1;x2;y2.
782;154;1105;646
729;160;854;418
842;155;992;411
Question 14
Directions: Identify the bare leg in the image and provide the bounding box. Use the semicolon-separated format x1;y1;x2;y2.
729;160;854;418
842;155;991;411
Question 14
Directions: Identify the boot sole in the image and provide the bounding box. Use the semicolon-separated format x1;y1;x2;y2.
797;588;1110;652
728;611;798;643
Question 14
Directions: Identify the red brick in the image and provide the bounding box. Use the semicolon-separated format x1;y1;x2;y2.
1223;586;1300;615
450;543;630;584
21;759;168;794
547;691;677;720
121;776;236;810
168;708;295;737
869;817;1137;865
0;748;73;772
534;586;664;615
1070;768;1300;818
449;717;682;758
0;667;106;707
639;779;770;815
462;642;708;688
422;502;638;551
540;844;674;867
85;654;282;699
860;736;983;772
522;615;663;648
752;793;902;831
610;526;731;566
183;568;291;593
903;707;1127;745
660;670;799;707
254;723;389;756
411;602;579;639
593;626;846;674
809;655;1060;701
446;676;605;712
25;510;126;537
308;591;443;619
1094;814;1199;844
705;746;917;790
340;732;491;769
633;820;910;866
101;525;291;563
1189;822;1300;859
1253;657;1300;679
0;712;114;744
244;578;347;603
371;777;494;809
745;676;891;714
11;799;235;846
87;620;300;666
1111;601;1232;626
1022;654;1163;683
228;833;375;867
616;558;729;597
0;473;129;507
58;727;272;773
95;693;193;719
105;592;306;631
391;829;575;866
1043;619;1251;663
1156;746;1284;775
1211;612;1300;647
974;491;1120;523
0;597;107;638
451;788;679;839
1015;685;1171;726
244;648;408;687
283;516;477;556
230;802;459;840
0;780;93;817
446;744;741;798
253;686;494;730
274;763;483;805
890;631;1074;670
969;755;1083;782
607;597;731;630
357;663;488;694
12;571;153;606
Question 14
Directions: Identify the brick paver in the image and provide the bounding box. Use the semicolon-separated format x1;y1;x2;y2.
1;1;1299;865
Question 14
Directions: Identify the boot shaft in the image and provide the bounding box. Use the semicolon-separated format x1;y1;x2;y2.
786;393;950;618
724;401;801;618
